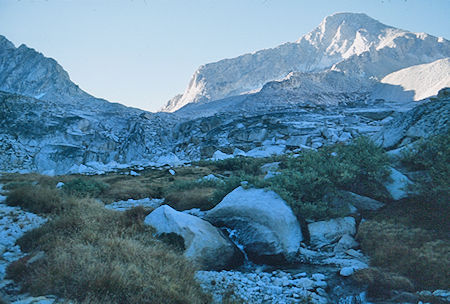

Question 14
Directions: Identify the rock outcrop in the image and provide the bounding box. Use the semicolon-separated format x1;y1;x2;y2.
374;90;450;149
205;187;302;264
144;205;243;270
384;167;413;200
308;217;356;249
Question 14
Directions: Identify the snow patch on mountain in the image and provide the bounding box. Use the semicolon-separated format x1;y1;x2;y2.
372;58;450;102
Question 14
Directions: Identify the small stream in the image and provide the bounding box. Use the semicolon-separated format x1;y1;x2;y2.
194;227;370;304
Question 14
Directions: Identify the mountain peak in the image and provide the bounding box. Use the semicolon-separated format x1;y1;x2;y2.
0;35;15;49
162;13;449;113
298;12;394;60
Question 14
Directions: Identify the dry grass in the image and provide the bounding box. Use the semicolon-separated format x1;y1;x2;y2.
0;173;59;189
353;267;414;299
165;187;217;211
6;187;211;304
357;220;450;290
6;184;63;214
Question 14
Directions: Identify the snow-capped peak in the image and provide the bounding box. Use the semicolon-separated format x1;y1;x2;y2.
161;12;449;113
298;12;395;61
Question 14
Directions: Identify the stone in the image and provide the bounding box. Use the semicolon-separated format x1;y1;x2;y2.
260;162;280;174
145;205;243;270
326;190;385;211
308;217;356;248
334;234;359;253
384;167;413;200
374;99;449;149
55;182;64;188
286;136;309;147
10;296;56;304
205;187;302;264
212;150;233;160
433;289;450;298
339;267;355;277
296;278;315;290
129;170;140;176
311;273;326;281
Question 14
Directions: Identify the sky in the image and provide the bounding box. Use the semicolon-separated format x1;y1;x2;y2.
0;0;449;112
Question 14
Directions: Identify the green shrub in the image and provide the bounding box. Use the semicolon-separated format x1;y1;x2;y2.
262;137;389;220
6;185;63;214
282;137;390;200
3;181;33;190
202;157;264;175
401;131;450;206
62;178;109;197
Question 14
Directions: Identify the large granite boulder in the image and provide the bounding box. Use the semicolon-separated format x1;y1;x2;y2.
325;190;385;211
205;187;302;264
308;217;356;249
384;167;413;200
144;205;243;270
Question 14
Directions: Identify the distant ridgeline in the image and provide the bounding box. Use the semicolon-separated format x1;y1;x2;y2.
0;12;449;174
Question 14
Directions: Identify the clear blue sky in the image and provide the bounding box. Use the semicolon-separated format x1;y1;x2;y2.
0;0;449;112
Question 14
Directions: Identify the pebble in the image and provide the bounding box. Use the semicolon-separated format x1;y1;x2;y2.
195;270;329;304
340;267;355;277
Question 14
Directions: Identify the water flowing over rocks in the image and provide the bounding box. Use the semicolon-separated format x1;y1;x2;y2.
144;205;244;270
205;187;303;264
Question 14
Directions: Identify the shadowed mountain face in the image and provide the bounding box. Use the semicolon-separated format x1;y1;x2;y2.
0;35;91;104
0;13;449;174
162;12;449;112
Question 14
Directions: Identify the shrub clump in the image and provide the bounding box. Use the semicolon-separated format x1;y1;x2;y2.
401;131;450;206
353;267;414;299
357;220;450;290
268;137;390;219
6;185;63;214
62;178;109;197
199;156;267;175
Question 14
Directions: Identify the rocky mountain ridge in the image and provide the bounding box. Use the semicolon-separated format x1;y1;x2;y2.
163;12;450;112
0;13;449;175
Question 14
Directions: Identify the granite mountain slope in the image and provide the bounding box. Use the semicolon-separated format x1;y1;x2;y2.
0;13;449;174
163;12;450;112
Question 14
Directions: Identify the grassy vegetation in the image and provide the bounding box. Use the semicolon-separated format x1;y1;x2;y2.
4;185;211;304
1;133;448;300
6;184;63;214
357;221;449;290
352;132;450;295
62;177;109;197
163;179;220;211
204;137;389;220
353;267;414;298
